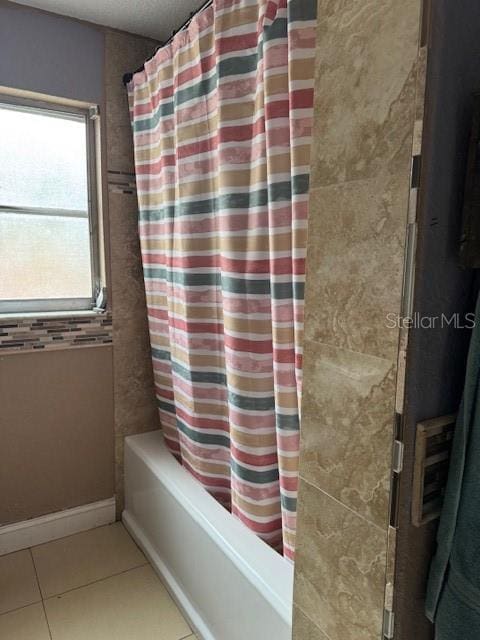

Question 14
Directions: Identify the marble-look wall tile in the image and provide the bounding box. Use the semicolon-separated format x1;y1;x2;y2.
293;605;330;640
109;191;150;312
113;317;158;437
105;32;160;516
304;177;408;361
114;436;125;518
300;340;396;528
294;0;422;637
105;30;157;174
294;479;387;640
311;0;421;187
108;190;158;439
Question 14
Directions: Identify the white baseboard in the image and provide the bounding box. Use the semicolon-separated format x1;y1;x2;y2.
122;509;214;640
0;497;116;556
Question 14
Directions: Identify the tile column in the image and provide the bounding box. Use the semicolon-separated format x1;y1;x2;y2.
293;1;424;638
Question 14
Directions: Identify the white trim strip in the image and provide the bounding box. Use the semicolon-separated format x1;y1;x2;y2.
0;497;115;556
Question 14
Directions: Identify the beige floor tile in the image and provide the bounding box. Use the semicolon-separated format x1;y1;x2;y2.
32;522;146;597
44;564;192;640
0;603;50;640
0;549;41;615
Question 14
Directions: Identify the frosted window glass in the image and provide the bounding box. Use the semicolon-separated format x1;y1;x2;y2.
0;213;92;300
0;106;88;211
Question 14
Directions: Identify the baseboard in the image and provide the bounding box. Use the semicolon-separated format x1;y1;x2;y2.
122;509;214;640
0;497;116;556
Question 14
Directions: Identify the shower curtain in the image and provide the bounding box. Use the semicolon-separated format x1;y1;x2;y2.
127;0;316;559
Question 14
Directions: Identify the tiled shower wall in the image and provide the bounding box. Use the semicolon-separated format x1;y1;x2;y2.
104;30;160;516
293;1;424;639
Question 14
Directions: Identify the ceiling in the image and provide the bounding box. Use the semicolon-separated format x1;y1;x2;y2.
11;0;206;41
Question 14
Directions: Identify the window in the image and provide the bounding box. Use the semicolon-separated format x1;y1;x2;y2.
0;95;102;314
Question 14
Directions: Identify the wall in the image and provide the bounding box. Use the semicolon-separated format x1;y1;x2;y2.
0;1;115;525
0;349;114;523
0;1;103;102
394;1;480;638
104;29;159;516
0;2;158;524
293;1;423;639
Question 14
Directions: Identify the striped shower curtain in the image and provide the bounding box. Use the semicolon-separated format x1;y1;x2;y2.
127;0;316;559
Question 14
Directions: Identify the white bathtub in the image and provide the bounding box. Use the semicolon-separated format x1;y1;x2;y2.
123;430;293;640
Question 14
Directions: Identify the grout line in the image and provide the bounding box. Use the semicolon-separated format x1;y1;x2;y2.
304;336;396;366
119;521;148;558
295;603;333;640
1;541;191;638
300;476;388;534
29;547;45;600
41;562;150;602
30;548;53;640
0;600;42;618
30;520;117;553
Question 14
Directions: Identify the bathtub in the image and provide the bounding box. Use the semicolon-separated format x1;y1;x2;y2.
123;430;293;640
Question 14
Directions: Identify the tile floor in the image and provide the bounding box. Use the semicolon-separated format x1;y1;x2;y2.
0;522;195;640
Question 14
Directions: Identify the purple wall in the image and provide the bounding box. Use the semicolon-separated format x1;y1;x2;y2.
0;2;104;103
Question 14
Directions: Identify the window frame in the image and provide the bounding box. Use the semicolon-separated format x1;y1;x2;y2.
0;94;102;315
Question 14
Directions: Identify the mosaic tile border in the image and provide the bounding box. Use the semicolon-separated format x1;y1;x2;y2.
0;312;113;354
108;170;137;195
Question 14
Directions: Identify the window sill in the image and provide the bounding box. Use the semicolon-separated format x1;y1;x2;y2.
0;309;107;321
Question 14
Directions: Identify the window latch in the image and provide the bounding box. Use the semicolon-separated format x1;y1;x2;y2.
93;287;108;312
89;105;99;120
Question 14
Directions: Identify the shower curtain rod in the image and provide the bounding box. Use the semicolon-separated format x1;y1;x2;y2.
122;0;213;85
